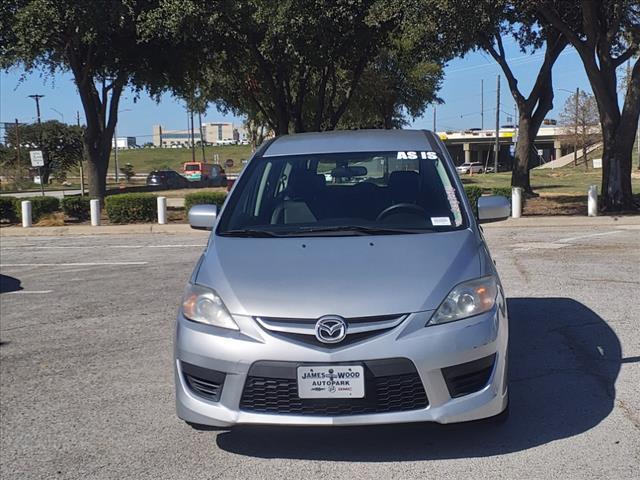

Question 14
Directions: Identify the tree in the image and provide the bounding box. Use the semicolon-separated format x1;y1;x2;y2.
559;90;600;169
145;1;474;135
337;42;443;129
536;1;640;211
142;1;408;134
1;1;175;201
120;163;136;183
423;1;568;194
3;120;84;184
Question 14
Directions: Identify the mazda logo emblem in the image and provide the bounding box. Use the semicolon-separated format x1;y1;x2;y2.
314;316;347;344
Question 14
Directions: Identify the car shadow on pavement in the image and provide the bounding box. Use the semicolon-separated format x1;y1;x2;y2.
0;274;22;294
215;297;621;461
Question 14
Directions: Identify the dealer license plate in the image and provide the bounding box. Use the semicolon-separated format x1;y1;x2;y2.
297;365;365;399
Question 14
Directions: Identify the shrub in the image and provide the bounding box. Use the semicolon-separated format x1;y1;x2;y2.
105;193;156;223
184;191;227;212
463;185;484;215
61;196;91;220
120;163;135;182
491;187;513;198
0;196;18;223
15;196;60;222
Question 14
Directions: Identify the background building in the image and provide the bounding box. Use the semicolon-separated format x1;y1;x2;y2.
152;122;239;147
112;136;137;149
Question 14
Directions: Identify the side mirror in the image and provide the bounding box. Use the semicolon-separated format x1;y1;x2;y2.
188;204;218;230
477;195;510;223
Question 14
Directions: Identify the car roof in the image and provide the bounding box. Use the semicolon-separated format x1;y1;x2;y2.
262;129;436;157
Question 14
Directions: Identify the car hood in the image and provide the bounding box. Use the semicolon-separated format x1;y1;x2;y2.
196;229;481;319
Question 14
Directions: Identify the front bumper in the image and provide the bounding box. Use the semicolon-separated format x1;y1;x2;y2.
174;308;508;427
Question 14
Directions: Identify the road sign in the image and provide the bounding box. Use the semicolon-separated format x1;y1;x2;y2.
30;150;44;167
224;158;234;168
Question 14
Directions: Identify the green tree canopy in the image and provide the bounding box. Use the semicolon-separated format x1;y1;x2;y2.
1;0;180;199
3;120;84;183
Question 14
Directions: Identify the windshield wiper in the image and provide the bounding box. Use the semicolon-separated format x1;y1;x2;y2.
290;225;433;236
220;229;283;238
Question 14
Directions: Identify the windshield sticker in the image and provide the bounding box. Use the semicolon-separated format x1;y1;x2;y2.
397;151;438;160
431;217;452;226
444;186;462;221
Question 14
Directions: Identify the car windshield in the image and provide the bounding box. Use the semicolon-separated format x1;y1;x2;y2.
217;151;467;237
185;164;200;171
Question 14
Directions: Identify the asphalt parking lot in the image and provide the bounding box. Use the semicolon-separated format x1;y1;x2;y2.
1;224;639;479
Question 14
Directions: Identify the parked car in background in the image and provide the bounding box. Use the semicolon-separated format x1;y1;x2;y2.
183;162;214;182
456;162;484;174
146;169;190;189
209;164;228;187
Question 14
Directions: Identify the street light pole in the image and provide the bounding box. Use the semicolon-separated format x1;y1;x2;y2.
51;108;64;123
494;75;500;173
574;87;579;166
114;122;120;183
113;109;131;183
77;111;85;196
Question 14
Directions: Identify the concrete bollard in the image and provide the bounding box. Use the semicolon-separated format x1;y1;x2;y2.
21;200;32;228
157;196;167;225
511;187;522;218
588;185;598;217
90;199;101;226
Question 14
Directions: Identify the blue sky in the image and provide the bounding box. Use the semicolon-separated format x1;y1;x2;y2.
0;37;601;140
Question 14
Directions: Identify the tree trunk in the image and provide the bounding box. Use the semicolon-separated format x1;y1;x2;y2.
85;143;110;201
512;116;536;193
600;120;636;211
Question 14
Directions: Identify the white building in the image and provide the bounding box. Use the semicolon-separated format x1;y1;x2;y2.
152;122;239;147
112;136;137;149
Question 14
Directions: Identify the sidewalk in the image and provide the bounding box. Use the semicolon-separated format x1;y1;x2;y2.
1;215;638;236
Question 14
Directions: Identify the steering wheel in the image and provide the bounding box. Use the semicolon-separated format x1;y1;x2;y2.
376;203;427;221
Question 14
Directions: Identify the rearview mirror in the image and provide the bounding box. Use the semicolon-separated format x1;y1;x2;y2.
477;195;510;223
331;165;368;178
188;204;218;230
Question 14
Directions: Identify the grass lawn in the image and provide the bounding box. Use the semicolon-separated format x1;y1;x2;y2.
462;166;640;196
112;144;253;174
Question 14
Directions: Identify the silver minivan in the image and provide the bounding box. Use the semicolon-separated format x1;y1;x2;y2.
176;129;510;428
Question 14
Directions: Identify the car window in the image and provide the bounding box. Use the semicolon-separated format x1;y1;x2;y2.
217;151;467;236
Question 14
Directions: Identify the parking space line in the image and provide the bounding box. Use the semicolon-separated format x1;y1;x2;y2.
4;290;53;294
0;262;148;267
556;231;620;243
0;244;206;251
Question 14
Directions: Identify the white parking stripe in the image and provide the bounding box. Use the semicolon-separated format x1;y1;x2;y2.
4;290;53;294
0;262;148;267
556;231;620;243
0;244;206;251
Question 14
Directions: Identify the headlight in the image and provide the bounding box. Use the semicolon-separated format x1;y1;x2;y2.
428;276;498;325
181;283;239;330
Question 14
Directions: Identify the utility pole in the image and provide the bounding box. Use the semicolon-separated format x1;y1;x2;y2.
28;94;45;196
574;87;579;166
481;79;484;130
77;111;85;196
198;112;205;162
28;94;44;125
494;75;500;173
190;110;196;162
159;125;163;148
15;118;21;181
432;105;437;132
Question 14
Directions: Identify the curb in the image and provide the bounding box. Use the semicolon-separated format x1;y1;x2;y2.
2;215;639;237
481;215;640;228
0;223;208;237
